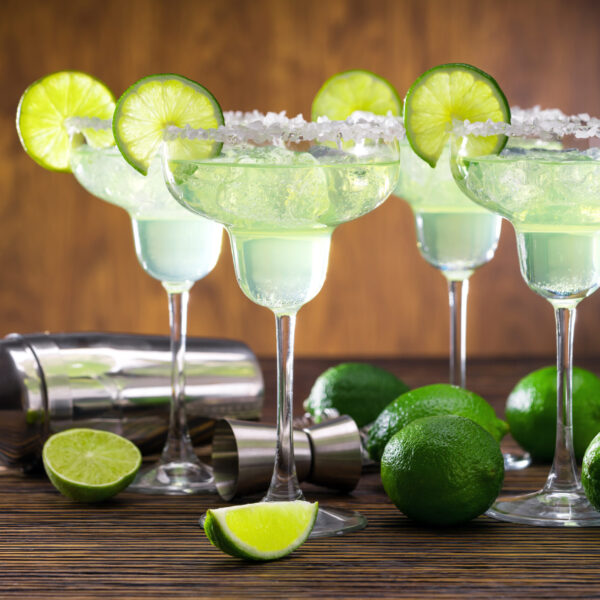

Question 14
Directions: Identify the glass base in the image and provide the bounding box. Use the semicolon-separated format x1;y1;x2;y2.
503;451;532;471
129;460;216;495
309;506;367;538
487;488;600;527
198;503;367;538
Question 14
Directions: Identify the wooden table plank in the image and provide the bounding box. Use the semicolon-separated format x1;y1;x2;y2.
2;357;600;599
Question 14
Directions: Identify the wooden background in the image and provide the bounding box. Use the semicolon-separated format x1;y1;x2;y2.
2;0;600;358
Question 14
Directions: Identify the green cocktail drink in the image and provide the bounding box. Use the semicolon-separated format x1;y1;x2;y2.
397;143;501;280
167;146;398;313
395;142;502;392
164;139;400;537
460;148;600;305
456;144;600;526
71;143;223;495
15;70;226;496
71;145;222;290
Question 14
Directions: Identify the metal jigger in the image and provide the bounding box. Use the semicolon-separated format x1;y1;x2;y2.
211;415;363;501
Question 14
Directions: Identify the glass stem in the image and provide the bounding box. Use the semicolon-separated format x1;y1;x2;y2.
160;289;198;465
265;312;303;502
448;278;469;389
545;306;580;493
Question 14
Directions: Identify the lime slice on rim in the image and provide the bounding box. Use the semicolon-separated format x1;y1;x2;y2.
403;63;510;167
112;74;223;175
204;501;318;561
16;71;115;172
312;69;402;120
42;428;141;503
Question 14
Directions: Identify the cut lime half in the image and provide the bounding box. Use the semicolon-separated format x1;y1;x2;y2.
312;69;402;120
42;428;142;503
403;63;510;167
112;74;224;175
204;501;318;561
16;71;115;172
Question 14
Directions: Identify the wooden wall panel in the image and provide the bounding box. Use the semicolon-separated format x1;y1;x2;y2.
1;0;600;358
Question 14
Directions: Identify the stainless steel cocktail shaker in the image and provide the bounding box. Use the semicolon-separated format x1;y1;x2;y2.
0;332;263;471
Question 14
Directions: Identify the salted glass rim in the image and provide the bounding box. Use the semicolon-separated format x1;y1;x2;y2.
65;106;600;145
452;106;600;140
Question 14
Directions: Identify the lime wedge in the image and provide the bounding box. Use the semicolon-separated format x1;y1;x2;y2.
403;63;510;167
312;69;402;120
16;71;115;172
204;501;318;561
112;74;223;175
42;428;141;502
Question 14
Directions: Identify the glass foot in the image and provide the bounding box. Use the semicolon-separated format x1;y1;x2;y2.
487;488;600;527
198;504;367;537
309;505;367;538
129;460;216;495
503;451;532;471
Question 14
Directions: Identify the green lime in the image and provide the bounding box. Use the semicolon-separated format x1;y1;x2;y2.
312;69;402;121
303;363;409;428
582;433;600;510
403;63;510;167
506;366;600;462
112;73;224;175
16;71;115;172
204;501;318;561
381;415;504;526
42;428;141;502
367;383;508;462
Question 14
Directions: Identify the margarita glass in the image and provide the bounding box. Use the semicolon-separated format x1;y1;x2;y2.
396;141;501;388
162;112;401;536
396;140;531;470
453;108;600;526
70;138;223;495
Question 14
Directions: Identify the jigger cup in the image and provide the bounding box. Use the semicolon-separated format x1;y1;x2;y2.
212;415;363;501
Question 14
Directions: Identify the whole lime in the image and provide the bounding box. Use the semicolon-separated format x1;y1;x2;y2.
303;363;409;428
367;384;508;462
506;366;600;462
582;433;600;511
381;415;504;526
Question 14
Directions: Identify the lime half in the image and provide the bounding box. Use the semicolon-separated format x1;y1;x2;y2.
204;501;318;561
16;71;115;172
312;69;402;120
113;74;224;175
42;428;141;502
403;63;510;167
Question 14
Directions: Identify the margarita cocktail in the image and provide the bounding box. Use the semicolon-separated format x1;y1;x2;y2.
455;129;600;526
161;113;400;536
71;143;223;494
396;141;501;388
16;71;225;494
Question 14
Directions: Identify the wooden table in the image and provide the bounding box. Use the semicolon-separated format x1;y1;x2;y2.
2;357;600;599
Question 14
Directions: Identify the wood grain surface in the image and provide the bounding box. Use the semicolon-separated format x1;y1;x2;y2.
2;0;600;358
2;356;600;599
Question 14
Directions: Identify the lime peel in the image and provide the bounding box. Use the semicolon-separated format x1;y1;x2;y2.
204;501;318;561
403;63;510;167
112;73;224;175
16;71;116;172
312;69;402;121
